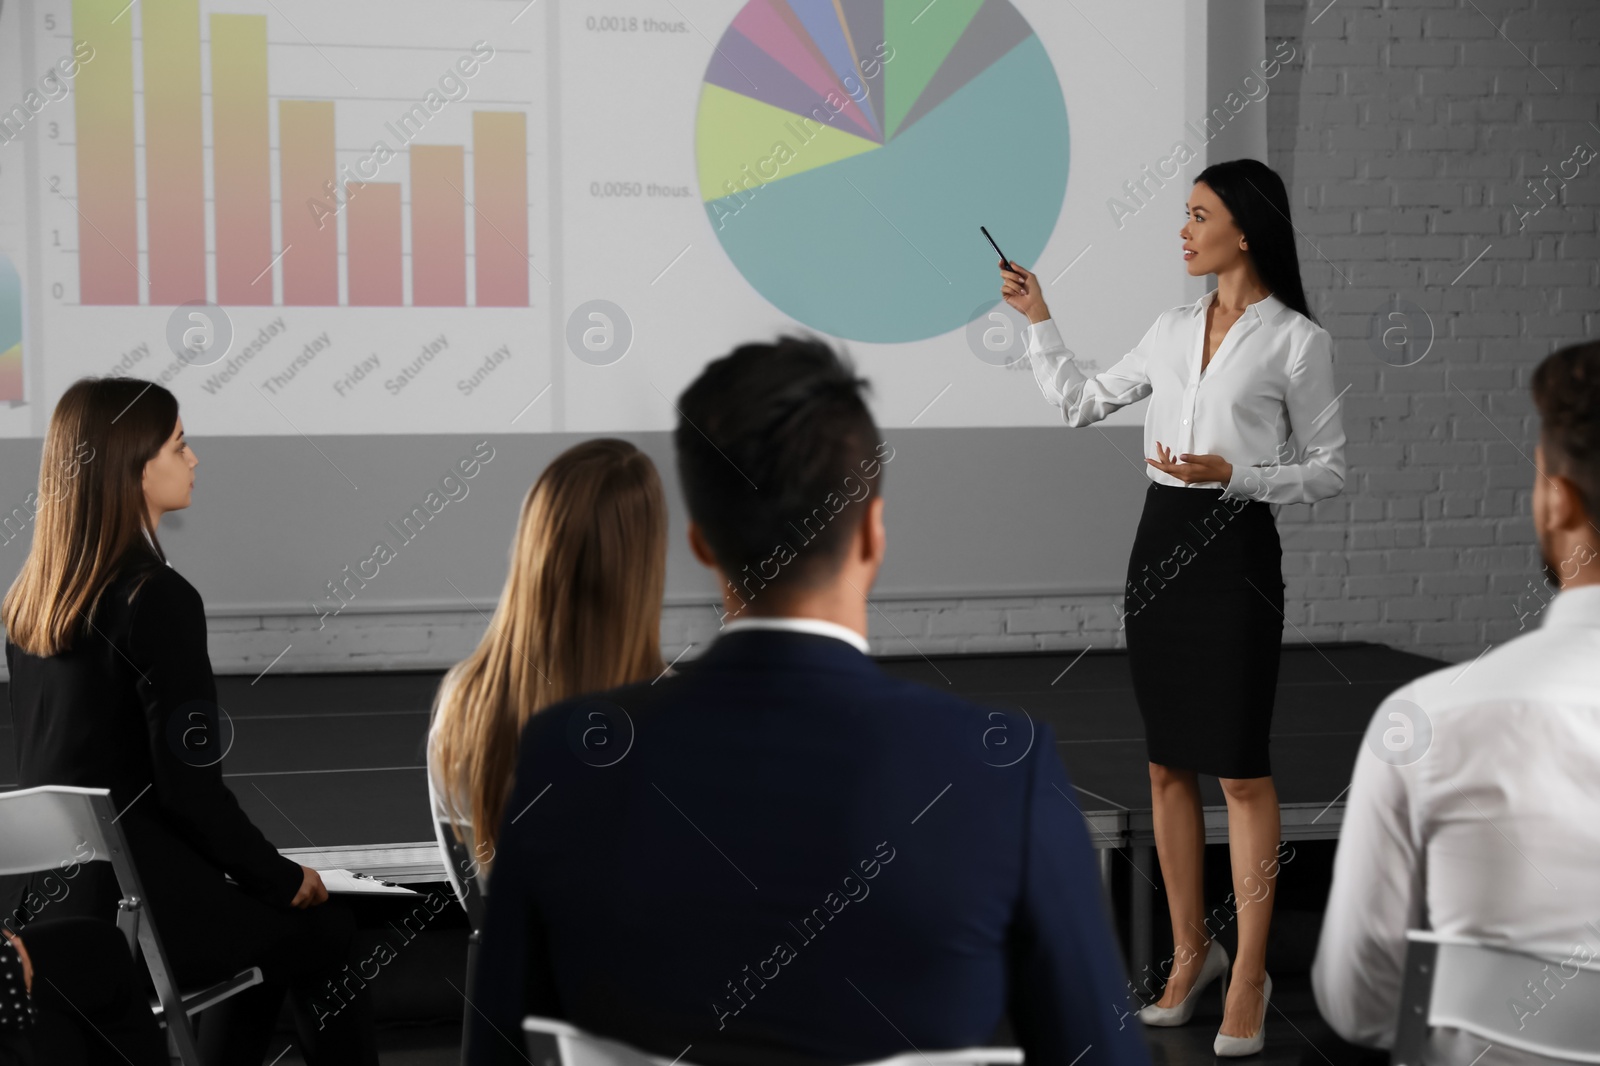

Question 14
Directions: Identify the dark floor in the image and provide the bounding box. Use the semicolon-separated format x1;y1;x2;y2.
270;971;1389;1066
271;976;1386;1066
1;641;1443;1065
270;1022;463;1066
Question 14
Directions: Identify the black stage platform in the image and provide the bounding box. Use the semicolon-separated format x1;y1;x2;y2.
0;640;1450;845
0;640;1445;1065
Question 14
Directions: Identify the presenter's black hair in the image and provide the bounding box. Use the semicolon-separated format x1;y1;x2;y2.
1194;159;1317;325
675;336;882;605
1533;341;1600;520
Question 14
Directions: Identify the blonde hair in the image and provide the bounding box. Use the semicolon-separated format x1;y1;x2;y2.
3;378;178;655
429;438;667;867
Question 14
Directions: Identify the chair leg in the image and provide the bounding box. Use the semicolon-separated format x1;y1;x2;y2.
131;907;205;1066
164;1003;204;1066
1391;937;1438;1066
461;929;481;1066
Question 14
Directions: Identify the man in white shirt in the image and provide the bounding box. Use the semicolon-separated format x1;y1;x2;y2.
1312;340;1600;1063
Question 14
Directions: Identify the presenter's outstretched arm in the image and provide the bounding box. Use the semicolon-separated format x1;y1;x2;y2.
998;259;1154;427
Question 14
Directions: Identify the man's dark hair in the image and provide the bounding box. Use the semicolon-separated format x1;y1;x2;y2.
1533;341;1600;519
674;335;884;607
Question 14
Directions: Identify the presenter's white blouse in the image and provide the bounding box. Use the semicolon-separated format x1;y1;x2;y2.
1023;290;1347;506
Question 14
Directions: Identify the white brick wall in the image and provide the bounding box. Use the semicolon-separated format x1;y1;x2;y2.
1256;0;1598;664
195;594;1136;678
11;1;1589;681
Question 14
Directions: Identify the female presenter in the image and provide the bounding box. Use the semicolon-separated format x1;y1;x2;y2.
999;158;1346;1056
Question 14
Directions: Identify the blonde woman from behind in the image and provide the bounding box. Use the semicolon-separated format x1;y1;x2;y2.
427;438;669;898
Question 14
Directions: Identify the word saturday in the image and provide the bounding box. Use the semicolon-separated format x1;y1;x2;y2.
384;334;449;396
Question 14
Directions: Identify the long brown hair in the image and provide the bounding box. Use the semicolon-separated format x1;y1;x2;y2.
3;378;178;655
429;438;668;865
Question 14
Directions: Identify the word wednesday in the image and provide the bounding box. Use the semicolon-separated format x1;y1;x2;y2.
198;316;288;395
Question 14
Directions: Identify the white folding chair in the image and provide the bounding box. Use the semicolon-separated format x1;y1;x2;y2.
431;779;487;1066
0;784;263;1066
522;1015;1023;1066
1391;929;1600;1064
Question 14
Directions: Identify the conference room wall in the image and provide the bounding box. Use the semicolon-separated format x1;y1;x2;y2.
1256;0;1598;668
0;425;1152;677
0;0;1269;677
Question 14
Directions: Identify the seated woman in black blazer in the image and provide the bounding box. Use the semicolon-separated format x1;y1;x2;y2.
1;377;378;1066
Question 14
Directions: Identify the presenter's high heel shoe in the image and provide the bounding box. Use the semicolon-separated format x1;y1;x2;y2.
1213;973;1272;1057
1137;939;1229;1027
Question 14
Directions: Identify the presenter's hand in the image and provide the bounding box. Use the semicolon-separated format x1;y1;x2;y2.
1147;441;1233;487
291;865;329;908
999;260;1050;324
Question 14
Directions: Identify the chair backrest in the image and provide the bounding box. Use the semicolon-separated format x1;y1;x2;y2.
433;817;487;931
1392;930;1600;1065
427;764;487;929
522;1016;1024;1066
0;784;121;877
0;785;207;1064
432;776;491;1066
523;1016;659;1066
848;1050;1024;1066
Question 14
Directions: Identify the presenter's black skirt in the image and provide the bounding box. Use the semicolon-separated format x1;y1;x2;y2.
1123;482;1284;778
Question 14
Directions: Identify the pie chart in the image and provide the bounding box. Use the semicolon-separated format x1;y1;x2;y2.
696;0;1070;344
0;252;20;402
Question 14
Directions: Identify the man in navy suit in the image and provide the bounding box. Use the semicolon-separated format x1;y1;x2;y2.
468;337;1151;1066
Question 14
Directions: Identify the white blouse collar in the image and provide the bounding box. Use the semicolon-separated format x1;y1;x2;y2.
1192;288;1290;324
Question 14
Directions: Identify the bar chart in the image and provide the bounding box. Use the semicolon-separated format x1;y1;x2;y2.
68;0;534;310
3;0;555;436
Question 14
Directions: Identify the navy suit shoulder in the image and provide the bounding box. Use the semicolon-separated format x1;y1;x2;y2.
519;632;1038;770
529;665;1030;735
